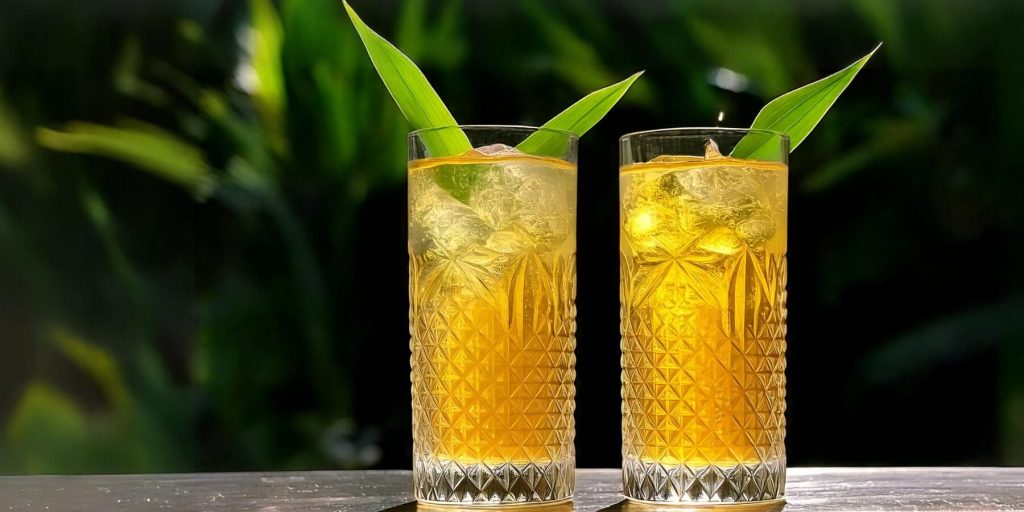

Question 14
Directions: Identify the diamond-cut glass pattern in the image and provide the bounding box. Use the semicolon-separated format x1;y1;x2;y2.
408;155;576;505
619;158;787;503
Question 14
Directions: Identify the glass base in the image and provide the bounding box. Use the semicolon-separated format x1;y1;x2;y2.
414;457;574;506
416;497;573;511
622;459;784;504
623;497;785;511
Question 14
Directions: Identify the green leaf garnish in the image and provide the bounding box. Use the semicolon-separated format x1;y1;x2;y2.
343;1;641;203
732;43;881;160
342;0;471;157
517;71;645;157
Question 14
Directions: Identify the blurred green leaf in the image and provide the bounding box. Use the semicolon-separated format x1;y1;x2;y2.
4;336;188;473
733;44;880;160
177;19;205;44
50;326;131;412
853;0;906;63
0;88;30;167
196;89;276;177
858;295;1024;386
681;0;807;97
395;0;427;61
855;295;1024;464
396;0;465;69
7;383;86;437
311;63;358;168
523;0;653;107
112;39;169;107
36;120;214;197
343;0;471;158
249;0;287;152
802;115;933;192
421;0;465;69
282;0;365;174
5;382;90;473
79;183;148;321
1001;339;1024;464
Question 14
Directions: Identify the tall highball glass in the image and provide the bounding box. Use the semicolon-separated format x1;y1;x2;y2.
409;126;578;506
619;128;788;505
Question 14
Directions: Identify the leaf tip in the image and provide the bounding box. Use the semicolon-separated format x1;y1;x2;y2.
615;70;645;95
623;70;645;86
341;0;360;23
863;42;883;63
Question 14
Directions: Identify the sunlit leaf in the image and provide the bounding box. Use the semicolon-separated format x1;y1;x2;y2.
5;382;90;473
112;39;169;107
345;0;639;203
0;88;30;167
342;0;471;158
249;0;286;122
50;326;131;412
732;44;881;160
36;120;214;198
518;71;644;157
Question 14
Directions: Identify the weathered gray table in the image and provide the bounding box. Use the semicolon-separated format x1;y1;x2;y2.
2;468;1022;511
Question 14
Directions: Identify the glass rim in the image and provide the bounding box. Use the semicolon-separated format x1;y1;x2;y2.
409;124;580;141
618;126;789;144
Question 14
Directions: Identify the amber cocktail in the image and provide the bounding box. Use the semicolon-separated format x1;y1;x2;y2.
619;128;788;504
409;126;577;505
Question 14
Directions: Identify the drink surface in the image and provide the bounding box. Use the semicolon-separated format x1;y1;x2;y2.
620;155;787;467
408;151;577;466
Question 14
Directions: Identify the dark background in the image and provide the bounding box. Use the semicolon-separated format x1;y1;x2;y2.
0;0;1022;473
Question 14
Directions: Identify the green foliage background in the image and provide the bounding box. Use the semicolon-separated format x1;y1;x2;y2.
0;0;1021;472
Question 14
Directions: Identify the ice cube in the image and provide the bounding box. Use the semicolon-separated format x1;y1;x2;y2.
485;230;531;254
467;160;572;252
475;143;524;157
658;172;685;197
736;212;776;243
410;179;493;255
625;201;676;239
469;162;523;230
675;165;764;225
704;138;723;159
623;198;702;262
514;169;572;246
698;227;742;255
649;154;703;164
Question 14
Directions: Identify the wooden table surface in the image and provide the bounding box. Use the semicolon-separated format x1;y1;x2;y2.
2;468;1022;511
